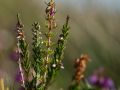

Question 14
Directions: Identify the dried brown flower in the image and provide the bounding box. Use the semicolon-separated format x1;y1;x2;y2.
73;54;89;83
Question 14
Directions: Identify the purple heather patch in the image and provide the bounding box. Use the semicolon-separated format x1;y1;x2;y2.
9;50;19;62
87;71;116;90
88;74;98;84
15;69;22;83
102;77;115;90
50;9;55;16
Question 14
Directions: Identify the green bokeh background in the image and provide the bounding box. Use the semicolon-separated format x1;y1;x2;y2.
0;0;120;89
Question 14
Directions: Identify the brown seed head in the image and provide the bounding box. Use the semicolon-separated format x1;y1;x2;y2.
73;54;90;83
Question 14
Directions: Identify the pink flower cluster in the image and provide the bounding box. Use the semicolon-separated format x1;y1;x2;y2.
87;68;116;90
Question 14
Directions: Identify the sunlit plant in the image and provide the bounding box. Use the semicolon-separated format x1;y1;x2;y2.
15;0;70;90
9;0;116;90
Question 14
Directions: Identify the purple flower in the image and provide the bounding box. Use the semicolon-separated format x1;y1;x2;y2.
87;68;116;90
50;8;55;16
9;49;19;61
88;74;98;85
88;75;116;89
102;77;115;90
99;76;105;86
15;69;22;83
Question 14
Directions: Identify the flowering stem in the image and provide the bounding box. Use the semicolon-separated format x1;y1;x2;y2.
32;22;46;89
44;0;57;88
16;14;25;87
16;14;31;89
14;0;70;89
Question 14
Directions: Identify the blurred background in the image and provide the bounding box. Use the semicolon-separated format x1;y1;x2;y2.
0;0;120;89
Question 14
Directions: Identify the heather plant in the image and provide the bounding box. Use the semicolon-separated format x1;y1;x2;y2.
15;0;70;90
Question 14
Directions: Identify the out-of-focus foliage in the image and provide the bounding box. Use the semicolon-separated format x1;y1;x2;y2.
0;78;9;90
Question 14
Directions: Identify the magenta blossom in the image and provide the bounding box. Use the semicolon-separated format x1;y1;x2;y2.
9;48;19;62
50;8;55;16
88;75;115;89
15;69;23;83
87;68;116;90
